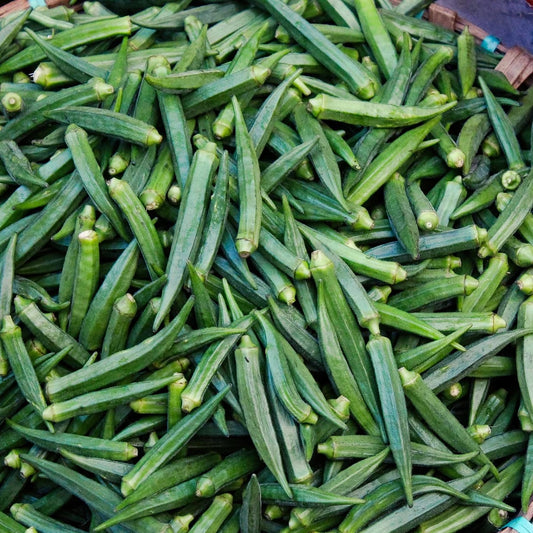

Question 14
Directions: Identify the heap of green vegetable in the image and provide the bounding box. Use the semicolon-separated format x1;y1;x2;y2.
0;0;531;531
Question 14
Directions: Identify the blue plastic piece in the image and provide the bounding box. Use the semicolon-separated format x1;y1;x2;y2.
501;517;533;533
482;35;501;53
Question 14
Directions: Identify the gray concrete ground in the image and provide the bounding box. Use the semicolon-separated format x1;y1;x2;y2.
438;0;533;52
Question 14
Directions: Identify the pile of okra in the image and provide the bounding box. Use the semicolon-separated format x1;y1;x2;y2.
0;0;532;531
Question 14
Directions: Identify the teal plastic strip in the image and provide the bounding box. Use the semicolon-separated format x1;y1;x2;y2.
482;35;501;53
501;517;533;533
29;0;47;7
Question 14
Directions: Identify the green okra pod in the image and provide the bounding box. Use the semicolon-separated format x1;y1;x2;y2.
235;335;292;497
46;298;194;402
120;386;229;496
399;367;499;477
108;178;165;281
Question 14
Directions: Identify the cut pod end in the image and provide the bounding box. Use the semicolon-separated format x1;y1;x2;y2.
278;285;296;305
195;476;215;498
294;261;311;280
417;210;439;231
446;148;465;169
236;238;256;258
501;169;522;190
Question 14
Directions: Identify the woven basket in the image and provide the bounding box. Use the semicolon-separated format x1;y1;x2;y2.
0;0;532;529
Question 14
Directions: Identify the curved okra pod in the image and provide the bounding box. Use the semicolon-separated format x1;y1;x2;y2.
256;312;318;425
249;0;378;98
300;223;406;284
182;65;271;118
108;178;165;281
46;297;194;402
461;253;508;312
10;502;86;533
259;225;310;280
0;141;48;189
316;281;380;435
250;68;302;157
120;385;229;497
311;251;382;430
422;328;532;394
339;474;469;532
232;96;262;258
261;137;318;194
399;367;499;477
65;124;129;241
384;172;420;260
517;297;533;422
8;421;137;461
67;229;100;339
388;275;478;312
0;316;49;426
406;179;439;231
116;452;221;509
196;449;261;497
43;375;180;423
366;334;412;506
0;234;16;322
145;68;224;93
180;313;253;412
18;454;170;533
308;94;455;128
478;168;533;258
396;324;472;373
13;276;68;312
0;16;131;75
479;76;526;187
0;78;114;142
15;296;91;367
45;106;163;147
57;448;134;483
13;175;68;212
457;114;491;175
347;116;441;206
79;240;138;350
25;27;109;85
404;45;455;106
14;173;85;265
457;25;476;98
266;369;314;484
290;448;390;528
235;335;292;497
293;102;349;211
417;458;524;533
260;483;365;507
